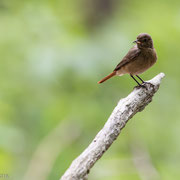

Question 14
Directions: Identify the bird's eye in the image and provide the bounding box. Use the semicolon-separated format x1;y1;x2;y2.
144;38;147;42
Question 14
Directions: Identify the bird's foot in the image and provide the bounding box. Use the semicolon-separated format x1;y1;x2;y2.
135;84;146;89
134;82;148;90
134;82;154;90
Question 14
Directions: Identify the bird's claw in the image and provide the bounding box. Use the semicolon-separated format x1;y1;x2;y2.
134;82;148;90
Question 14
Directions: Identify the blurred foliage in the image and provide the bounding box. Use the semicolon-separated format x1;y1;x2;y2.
0;0;180;179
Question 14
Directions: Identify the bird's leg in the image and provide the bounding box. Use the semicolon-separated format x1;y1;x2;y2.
136;75;145;83
130;75;141;86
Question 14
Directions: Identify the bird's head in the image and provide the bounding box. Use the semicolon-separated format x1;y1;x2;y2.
133;33;153;49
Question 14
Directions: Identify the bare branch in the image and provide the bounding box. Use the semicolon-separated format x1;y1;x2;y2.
60;73;165;180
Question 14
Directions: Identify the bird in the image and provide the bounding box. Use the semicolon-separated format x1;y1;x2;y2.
98;33;157;86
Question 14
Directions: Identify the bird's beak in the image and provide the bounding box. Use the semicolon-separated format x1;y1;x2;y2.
133;40;141;44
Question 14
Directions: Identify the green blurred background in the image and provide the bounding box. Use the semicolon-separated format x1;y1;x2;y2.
0;0;180;179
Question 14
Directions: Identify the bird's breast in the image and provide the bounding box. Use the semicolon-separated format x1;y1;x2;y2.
124;48;157;75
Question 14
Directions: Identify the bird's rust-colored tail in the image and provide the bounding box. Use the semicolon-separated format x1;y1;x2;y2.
98;71;116;84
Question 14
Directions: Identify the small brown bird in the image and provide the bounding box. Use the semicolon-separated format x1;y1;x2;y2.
98;33;157;86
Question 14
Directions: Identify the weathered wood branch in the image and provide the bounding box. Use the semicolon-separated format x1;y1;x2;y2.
60;73;165;180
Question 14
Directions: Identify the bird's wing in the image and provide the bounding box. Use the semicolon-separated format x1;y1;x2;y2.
114;47;141;71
